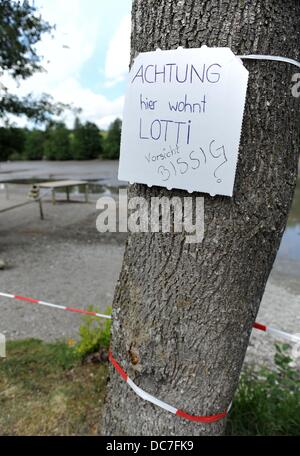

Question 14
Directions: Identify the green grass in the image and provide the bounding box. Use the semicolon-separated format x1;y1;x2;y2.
227;344;300;435
0;339;108;436
0;339;299;435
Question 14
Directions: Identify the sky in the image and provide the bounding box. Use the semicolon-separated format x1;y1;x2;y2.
5;0;133;129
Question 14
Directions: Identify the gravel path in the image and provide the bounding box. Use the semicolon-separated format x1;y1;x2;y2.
0;188;125;341
0;179;299;368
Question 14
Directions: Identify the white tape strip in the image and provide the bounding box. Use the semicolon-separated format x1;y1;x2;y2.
239;54;300;69
38;300;68;311
267;326;300;344
127;377;177;414
0;292;14;299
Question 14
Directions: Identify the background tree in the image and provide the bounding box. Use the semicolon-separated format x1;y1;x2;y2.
43;122;70;160
103;0;300;436
23;129;46;160
0;117;109;161
70;118;103;160
103;118;122;159
0;0;66;123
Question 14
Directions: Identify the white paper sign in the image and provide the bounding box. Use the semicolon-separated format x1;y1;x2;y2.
118;46;248;196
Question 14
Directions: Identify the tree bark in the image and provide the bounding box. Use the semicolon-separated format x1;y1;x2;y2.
103;0;300;436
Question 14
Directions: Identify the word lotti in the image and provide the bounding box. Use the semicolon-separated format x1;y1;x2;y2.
139;117;192;144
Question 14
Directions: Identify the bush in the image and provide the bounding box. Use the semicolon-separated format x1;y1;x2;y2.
75;306;111;359
227;343;300;436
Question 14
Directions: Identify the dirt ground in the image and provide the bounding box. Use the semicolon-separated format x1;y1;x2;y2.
0;186;125;341
0;168;299;368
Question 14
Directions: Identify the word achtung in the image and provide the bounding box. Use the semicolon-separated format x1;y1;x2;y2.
132;62;222;85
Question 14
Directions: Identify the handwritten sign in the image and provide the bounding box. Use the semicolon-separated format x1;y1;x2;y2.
118;46;249;196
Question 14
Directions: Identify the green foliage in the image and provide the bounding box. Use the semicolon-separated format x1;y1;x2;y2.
70;118;103;160
0;0;68;122
0;126;25;160
103;118;122;159
227;344;300;436
0;117;123;161
0;0;52;80
43;122;71;160
0;92;67;124
23;129;46;160
1;338;299;436
1;339;79;375
0;338;107;435
75;306;111;359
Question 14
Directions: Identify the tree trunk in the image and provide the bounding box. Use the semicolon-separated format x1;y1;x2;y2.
103;0;300;436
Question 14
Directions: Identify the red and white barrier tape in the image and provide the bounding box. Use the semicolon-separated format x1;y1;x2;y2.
0;292;111;320
0;291;299;344
108;351;228;423
252;322;300;344
0;290;299;424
